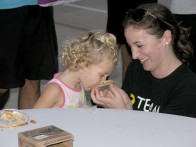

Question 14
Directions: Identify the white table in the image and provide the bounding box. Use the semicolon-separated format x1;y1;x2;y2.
1;108;196;147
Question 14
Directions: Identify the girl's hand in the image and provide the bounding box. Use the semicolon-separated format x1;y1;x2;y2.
91;84;132;109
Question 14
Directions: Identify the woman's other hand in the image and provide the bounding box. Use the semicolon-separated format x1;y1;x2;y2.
91;84;132;110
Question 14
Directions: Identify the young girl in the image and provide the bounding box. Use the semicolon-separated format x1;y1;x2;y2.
33;31;118;108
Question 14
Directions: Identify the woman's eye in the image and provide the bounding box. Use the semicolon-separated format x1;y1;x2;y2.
137;45;143;48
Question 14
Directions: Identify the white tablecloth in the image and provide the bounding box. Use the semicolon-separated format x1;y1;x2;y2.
1;108;196;147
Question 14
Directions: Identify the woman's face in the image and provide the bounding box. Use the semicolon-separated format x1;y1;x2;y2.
124;26;166;73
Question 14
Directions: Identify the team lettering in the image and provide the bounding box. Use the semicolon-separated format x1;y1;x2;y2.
137;96;160;113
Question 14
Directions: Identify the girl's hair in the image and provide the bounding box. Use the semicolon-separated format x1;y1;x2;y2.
61;31;119;71
123;3;193;63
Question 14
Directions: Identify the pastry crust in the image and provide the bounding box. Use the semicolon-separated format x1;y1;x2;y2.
87;80;115;91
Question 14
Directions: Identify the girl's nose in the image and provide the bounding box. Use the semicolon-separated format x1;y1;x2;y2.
101;75;108;82
102;77;107;81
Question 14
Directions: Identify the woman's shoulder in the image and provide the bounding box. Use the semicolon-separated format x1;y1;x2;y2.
177;63;196;79
173;63;196;87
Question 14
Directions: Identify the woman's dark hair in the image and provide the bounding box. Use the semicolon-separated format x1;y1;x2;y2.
123;3;193;63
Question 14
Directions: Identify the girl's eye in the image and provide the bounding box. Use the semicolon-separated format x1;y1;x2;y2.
101;74;108;78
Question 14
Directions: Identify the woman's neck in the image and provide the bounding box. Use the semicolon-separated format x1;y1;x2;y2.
151;55;182;79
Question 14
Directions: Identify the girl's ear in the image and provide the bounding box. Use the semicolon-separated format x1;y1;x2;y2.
163;30;172;44
78;62;87;73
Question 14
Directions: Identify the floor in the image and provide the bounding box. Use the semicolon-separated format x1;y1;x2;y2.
3;0;122;109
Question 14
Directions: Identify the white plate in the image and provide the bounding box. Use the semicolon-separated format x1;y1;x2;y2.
0;109;29;127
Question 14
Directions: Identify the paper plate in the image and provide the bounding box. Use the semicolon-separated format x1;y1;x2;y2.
0;109;29;127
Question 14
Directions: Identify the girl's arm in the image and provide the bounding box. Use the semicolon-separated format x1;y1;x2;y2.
33;84;62;109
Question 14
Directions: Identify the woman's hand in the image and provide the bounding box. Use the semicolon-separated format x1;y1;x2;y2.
91;84;132;110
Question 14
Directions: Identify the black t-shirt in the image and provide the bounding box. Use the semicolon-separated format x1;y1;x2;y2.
122;60;196;118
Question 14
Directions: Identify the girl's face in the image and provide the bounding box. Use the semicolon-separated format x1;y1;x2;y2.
80;58;115;91
124;26;166;73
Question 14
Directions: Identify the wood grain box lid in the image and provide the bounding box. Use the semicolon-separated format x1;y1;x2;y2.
18;125;74;147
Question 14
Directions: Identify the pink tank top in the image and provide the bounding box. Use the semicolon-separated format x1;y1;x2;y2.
44;72;86;108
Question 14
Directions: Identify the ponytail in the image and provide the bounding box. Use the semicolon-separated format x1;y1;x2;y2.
174;24;193;64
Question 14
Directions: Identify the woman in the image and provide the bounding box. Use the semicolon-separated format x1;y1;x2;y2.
91;3;196;118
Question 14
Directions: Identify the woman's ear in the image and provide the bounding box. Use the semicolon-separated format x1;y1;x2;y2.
163;30;172;45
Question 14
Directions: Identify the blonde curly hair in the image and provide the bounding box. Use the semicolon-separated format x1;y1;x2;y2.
61;31;119;71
